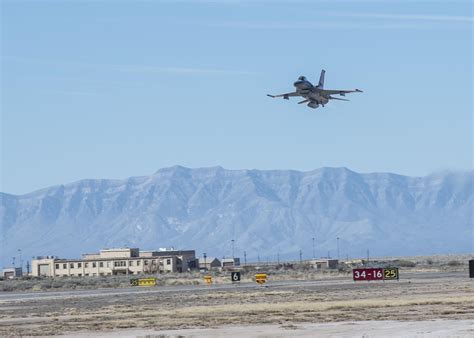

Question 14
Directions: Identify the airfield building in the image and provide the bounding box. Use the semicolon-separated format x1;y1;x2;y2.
198;257;221;270
308;259;339;270
31;248;197;277
2;267;23;279
221;257;240;269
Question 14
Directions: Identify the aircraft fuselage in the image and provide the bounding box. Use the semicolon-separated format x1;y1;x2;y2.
294;80;328;106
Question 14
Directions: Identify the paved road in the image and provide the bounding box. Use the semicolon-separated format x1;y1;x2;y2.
0;271;466;303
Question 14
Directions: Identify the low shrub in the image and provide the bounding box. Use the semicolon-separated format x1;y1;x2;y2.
394;260;416;267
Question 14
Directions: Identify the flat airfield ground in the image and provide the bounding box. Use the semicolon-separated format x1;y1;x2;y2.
0;269;473;336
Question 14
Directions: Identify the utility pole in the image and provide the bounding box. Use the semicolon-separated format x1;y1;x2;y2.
257;253;260;265
203;253;207;271
299;249;303;264
336;237;340;260
12;257;15;267
327;251;330;259
312;237;315;259
231;239;235;259
277;251;280;265
244;251;247;265
367;249;370;264
18;249;22;271
26;260;30;275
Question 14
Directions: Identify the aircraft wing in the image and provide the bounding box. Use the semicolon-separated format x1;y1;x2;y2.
267;92;300;100
320;89;363;96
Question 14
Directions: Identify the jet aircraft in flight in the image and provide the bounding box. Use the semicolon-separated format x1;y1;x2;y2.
267;70;362;109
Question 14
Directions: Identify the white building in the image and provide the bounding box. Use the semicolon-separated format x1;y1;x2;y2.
31;248;196;277
2;267;23;279
222;257;240;269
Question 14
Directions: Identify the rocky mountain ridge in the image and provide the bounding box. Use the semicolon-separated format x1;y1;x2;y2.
1;166;472;266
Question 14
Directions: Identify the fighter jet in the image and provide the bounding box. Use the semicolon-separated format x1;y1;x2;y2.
267;70;362;109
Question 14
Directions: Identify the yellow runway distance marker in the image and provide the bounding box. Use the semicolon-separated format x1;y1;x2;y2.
130;278;157;287
255;273;267;285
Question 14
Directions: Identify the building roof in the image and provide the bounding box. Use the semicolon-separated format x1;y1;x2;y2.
198;257;220;263
141;250;195;257
222;258;240;263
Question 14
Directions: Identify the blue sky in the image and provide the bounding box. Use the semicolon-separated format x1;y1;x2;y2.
1;0;472;194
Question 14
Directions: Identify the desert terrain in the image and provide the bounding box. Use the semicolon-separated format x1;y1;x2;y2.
0;255;472;336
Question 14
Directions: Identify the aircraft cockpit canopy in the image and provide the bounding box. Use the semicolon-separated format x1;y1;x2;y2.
298;76;307;81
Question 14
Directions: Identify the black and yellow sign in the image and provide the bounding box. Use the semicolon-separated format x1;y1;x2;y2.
255;273;267;285
383;268;399;280
204;275;213;285
130;278;157;286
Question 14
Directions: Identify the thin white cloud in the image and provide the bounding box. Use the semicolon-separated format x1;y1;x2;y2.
44;90;98;96
331;12;473;23
104;64;252;75
3;56;253;76
179;20;465;31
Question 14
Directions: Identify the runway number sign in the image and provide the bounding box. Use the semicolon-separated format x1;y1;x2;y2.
204;275;213;285
383;268;399;280
353;268;399;281
231;271;241;282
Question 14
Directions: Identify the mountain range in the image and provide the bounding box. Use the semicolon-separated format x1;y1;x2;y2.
1;166;472;267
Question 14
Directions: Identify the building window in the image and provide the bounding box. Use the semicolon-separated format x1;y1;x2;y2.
85;262;89;268
107;262;111;267
99;262;103;268
78;263;82;268
167;259;171;265
92;262;97;268
78;273;82;277
129;261;134;266
70;263;74;269
85;273;89;276
63;263;67;269
144;260;148;265
137;260;140;266
55;264;60;269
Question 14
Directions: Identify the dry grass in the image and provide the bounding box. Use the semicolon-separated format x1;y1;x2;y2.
1;270;473;336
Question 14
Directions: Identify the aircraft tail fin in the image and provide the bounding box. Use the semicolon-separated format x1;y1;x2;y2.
318;69;325;88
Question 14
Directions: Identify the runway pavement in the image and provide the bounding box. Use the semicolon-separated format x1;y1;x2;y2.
0;271;465;303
